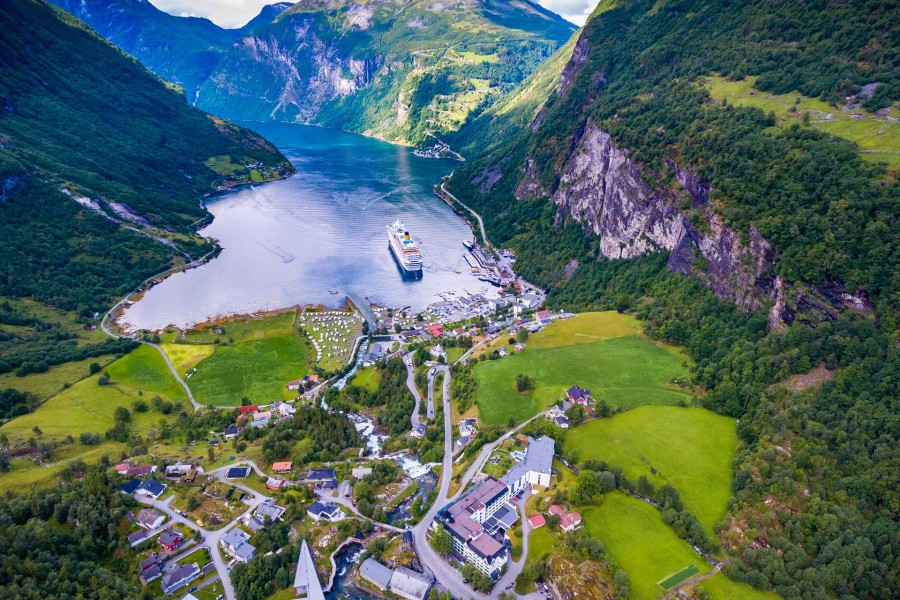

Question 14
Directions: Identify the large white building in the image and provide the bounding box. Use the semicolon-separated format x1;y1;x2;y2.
500;435;555;494
441;477;512;578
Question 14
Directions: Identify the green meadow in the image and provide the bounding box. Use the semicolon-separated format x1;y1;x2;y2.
474;336;692;425
582;492;711;600
0;345;183;441
705;76;900;167
161;312;312;406
566;406;736;534
698;573;782;600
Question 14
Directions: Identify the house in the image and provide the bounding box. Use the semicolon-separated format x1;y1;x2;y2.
306;501;344;522
485;325;501;335
287;380;302;391
221;528;256;563
546;405;563;421
535;309;552;321
135;480;167;499
160;562;200;594
549;505;582;532
240;516;265;532
426;324;444;338
500;435;555;494
410;423;426;438
321;478;338;491
527;514;547;529
306;468;336;482
309;374;319;384
566;385;592;405
223;425;240;439
294;539;325;600
498;346;509;357
237;404;258;415
255;499;286;522
520;293;541;309
439;477;511;578
272;461;293;473
181;469;198;484
125;465;155;477
127;529;149;547
352;467;373;480
266;477;286;490
429;344;446;359
360;558;394;591
554;415;570;429
226;466;251;479
514;343;526;352
251;411;272;428
136;508;165;530
272;402;295;418
120;478;141;495
458;418;477;438
165;463;193;478
158;529;183;552
139;554;161;583
115;462;131;474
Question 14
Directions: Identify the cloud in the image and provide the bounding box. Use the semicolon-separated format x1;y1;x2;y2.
148;0;599;30
534;0;597;25
149;0;267;29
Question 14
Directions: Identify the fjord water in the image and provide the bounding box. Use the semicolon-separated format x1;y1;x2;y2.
119;123;488;331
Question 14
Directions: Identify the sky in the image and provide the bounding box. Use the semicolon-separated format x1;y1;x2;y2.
148;0;597;29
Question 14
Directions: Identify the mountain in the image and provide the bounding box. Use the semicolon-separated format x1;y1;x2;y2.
0;0;293;319
238;1;293;34
50;0;576;145
444;1;899;598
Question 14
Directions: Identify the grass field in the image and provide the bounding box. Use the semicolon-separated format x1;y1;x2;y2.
0;441;127;492
351;367;380;392
705;76;900;167
0;354;118;401
165;312;312;406
582;492;710;600
565;406;736;534
1;345;183;440
529;312;642;349
697;573;782;600
474;336;692;426
659;564;700;589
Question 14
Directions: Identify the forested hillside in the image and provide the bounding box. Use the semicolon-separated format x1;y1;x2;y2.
446;0;899;598
0;0;292;414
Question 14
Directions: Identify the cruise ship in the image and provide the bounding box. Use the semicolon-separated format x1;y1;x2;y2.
387;220;423;279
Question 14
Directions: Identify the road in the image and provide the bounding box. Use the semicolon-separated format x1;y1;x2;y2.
426;367;438;420
405;356;425;432
441;181;495;253
136;461;274;600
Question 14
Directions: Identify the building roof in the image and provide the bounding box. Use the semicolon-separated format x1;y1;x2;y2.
294;539;325;600
120;478;140;494
360;558;394;589
139;555;158;571
566;385;591;401
468;531;505;560
255;500;285;521
390;567;431;600
226;467;251;479
527;514;547;528
158;530;182;548
221;528;247;549
483;502;519;535
136;508;163;528
127;530;148;545
527;436;555;476
224;425;239;436
272;461;292;471
307;501;341;520
237;405;258;414
306;468;335;481
135;480;166;497
161;563;197;589
142;563;161;581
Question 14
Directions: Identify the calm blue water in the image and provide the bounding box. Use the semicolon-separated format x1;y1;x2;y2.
119;124;489;331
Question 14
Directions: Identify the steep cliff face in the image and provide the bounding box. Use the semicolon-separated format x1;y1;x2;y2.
540;120;776;314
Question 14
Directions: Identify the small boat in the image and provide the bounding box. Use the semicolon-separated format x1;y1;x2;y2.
329;290;339;295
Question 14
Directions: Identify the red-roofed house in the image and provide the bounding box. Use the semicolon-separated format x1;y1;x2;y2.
238;405;258;415
426;324;444;338
535;309;551;320
527;514;546;529
272;462;292;473
286;380;301;390
548;505;582;532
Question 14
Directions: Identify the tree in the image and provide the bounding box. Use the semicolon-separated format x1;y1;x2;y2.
89;362;101;374
207;447;215;462
132;398;148;412
515;373;534;392
431;526;452;556
566;404;586;425
113;406;130;423
516;328;530;343
637;475;655;498
597;471;617;494
97;371;111;385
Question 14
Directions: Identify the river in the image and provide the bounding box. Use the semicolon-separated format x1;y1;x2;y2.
118;123;492;331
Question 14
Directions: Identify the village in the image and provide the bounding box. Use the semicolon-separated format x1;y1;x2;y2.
103;268;606;600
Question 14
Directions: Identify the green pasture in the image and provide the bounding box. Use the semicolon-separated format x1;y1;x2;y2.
705;76;900;167
565;406;736;534
529;311;642;349
0;354;118;401
474;336;692;425
698;573;783;600
582;492;711;600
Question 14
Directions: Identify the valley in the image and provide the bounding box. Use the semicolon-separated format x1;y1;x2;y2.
0;0;897;599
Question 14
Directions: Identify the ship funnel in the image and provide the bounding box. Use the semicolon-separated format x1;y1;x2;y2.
405;232;410;240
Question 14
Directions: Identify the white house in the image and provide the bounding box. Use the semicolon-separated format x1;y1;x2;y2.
500;435;554;494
